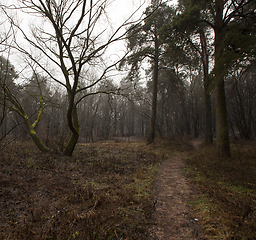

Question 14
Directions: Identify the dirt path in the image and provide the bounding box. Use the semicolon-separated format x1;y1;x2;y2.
152;151;202;239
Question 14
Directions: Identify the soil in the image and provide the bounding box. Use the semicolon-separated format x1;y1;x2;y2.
152;142;203;239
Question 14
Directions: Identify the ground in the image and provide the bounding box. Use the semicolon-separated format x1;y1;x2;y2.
153;154;200;239
0;138;196;239
152;140;204;239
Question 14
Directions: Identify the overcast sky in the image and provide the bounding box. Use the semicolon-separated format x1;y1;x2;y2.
105;0;179;83
106;0;178;59
108;0;178;30
4;0;178;86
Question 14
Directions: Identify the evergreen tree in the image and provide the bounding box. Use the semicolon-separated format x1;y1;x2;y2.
171;0;256;156
124;0;175;143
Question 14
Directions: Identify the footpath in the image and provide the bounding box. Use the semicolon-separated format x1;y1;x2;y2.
152;142;203;239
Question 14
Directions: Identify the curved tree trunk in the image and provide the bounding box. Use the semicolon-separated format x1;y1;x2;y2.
4;85;50;153
25;118;50;153
63;96;79;156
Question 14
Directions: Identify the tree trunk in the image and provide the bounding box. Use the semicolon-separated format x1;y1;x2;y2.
179;87;190;136
5;85;50;153
200;30;213;144
63;94;79;156
63;129;79;156
25;119;50;153
214;1;230;156
215;80;230;156
204;90;213;143
147;34;159;144
193;97;199;138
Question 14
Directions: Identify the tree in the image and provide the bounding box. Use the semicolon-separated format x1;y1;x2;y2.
199;28;213;144
159;2;214;143
4;0;142;156
123;0;174;144
174;0;256;156
0;56;20;142
226;67;256;140
2;68;51;153
159;18;205;137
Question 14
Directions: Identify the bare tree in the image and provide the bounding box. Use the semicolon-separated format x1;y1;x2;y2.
3;0;144;156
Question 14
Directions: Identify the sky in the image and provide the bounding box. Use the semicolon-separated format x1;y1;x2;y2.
102;0;177;63
104;0;179;83
3;0;178;86
5;0;150;81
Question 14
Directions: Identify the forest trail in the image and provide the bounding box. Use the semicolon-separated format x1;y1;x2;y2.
152;142;202;239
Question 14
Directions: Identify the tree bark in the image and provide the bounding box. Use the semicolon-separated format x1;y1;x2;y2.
214;0;230;157
200;31;213;144
25;117;50;153
147;33;159;144
215;80;230;156
63;93;79;156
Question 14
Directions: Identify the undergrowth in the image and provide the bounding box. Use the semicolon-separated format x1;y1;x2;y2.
186;141;256;239
0;137;191;239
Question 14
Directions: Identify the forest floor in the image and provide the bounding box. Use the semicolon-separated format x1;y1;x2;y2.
152;139;256;239
152;153;201;239
0;137;194;239
185;140;256;239
152;139;203;239
0;138;255;239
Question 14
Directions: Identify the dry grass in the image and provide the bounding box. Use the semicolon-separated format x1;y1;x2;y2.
0;137;192;239
185;141;256;239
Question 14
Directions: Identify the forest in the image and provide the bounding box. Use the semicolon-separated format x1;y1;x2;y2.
0;0;256;239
